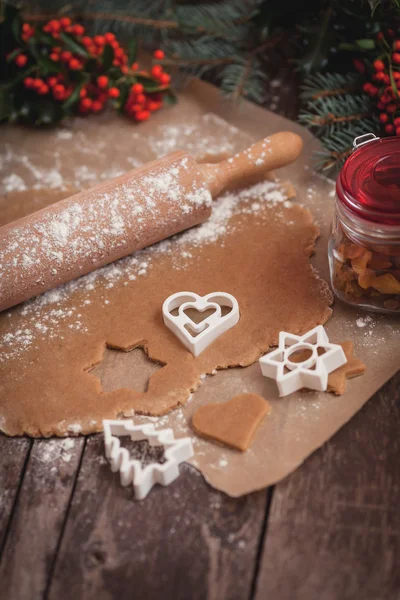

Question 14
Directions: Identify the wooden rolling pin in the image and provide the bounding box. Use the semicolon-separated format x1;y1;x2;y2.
0;131;303;311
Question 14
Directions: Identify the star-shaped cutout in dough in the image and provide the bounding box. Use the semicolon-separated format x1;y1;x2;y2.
259;325;347;397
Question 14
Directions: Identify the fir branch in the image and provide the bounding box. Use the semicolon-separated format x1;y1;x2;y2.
315;120;378;174
299;94;372;136
301;72;360;100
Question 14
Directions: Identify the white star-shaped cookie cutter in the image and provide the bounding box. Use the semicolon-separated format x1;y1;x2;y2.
103;420;194;500
259;325;347;397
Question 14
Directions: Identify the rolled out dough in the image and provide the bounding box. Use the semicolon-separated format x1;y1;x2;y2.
0;182;332;436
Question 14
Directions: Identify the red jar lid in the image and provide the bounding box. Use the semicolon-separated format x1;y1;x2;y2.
337;135;400;225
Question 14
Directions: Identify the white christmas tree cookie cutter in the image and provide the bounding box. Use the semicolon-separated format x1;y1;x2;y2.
259;325;347;397
162;291;240;357
103;420;193;500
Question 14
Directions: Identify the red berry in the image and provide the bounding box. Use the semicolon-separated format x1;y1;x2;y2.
81;97;93;110
79;87;87;98
136;93;146;104
48;20;61;33
97;75;109;89
377;102;385;110
153;49;165;60
385;124;395;134
92;100;103;112
375;71;386;81
383;74;390;85
104;32;115;43
69;58;81;70
60;17;72;28
387;104;397;113
147;100;161;111
379;112;389;123
353;59;365;74
49;53;59;62
377;32;384;41
24;77;34;88
131;83;144;94
22;23;30;32
94;35;105;46
393;53;400;64
159;73;170;85
47;76;57;87
15;54;28;67
136;110;150;121
394;41;400;51
394;117;400;126
131;62;138;71
396;126;400;135
151;65;162;77
32;78;43;89
61;51;72;61
108;87;120;98
72;24;85;36
374;59;385;71
53;86;65;100
37;84;49;95
131;103;143;112
82;36;92;47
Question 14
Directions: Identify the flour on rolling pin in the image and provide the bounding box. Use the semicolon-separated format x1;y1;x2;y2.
0;153;212;311
0;132;303;311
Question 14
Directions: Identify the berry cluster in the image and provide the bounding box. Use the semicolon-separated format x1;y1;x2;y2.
4;11;174;126
363;32;400;135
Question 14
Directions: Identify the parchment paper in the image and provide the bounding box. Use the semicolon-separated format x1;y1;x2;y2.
0;79;398;497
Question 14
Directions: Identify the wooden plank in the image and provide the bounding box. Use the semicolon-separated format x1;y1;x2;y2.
0;437;84;600
254;372;400;600
47;435;267;600
0;435;31;553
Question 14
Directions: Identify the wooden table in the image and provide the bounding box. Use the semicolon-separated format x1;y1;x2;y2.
0;74;399;600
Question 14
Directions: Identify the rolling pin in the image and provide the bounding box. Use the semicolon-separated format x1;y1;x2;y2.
0;131;303;312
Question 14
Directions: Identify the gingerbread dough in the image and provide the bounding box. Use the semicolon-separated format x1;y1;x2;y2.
327;341;366;395
192;393;270;451
293;340;366;395
0;181;332;437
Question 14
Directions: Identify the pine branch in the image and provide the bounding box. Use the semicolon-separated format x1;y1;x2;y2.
299;94;372;136
301;72;360;99
315;120;378;174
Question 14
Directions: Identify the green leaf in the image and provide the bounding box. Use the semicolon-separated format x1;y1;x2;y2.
101;44;114;71
339;43;358;51
355;39;375;50
59;33;88;58
62;75;90;110
117;81;130;114
163;89;177;106
135;74;166;93
367;0;381;15
127;39;137;65
6;48;21;62
0;88;12;121
389;64;399;99
11;13;22;42
28;41;61;75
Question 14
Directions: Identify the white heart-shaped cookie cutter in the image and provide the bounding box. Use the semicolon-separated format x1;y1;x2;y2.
162;291;240;357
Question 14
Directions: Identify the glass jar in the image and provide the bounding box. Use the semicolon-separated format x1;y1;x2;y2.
329;133;400;313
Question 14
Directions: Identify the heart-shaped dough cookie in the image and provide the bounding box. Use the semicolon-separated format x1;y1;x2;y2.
192;393;270;451
162;291;239;356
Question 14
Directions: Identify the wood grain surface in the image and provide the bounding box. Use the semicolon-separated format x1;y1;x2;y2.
0;74;399;600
